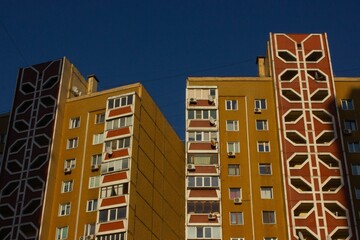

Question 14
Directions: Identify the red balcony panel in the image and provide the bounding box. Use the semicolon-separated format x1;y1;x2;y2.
189;142;215;151
103;172;127;184
106;127;131;138
189;214;218;223
189;120;215;128
109;106;132;117
98;220;125;232
104;149;129;160
101;196;126;207
189;189;217;198
194;166;217;174
189;99;215;107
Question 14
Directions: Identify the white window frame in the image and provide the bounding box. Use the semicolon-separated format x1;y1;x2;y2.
188;109;217;120
226;100;238;110
87;199;98;212
67;138;78;149
101;158;129;174
91;154;102;166
105;137;131;151
106;115;133;131
187;226;221;239
226;120;239;131
99;206;127;223
256;120;268;130
259;163;272;175
56;226;68;240
264;238;278;240
262;211;276;224
84;223;96;236
89;176;100;188
108;95;133;109
69;117;80;129
187;176;219;188
59;202;71;216
257;141;270;152
64;158;76;169
188;131;217;142
62;180;73;193
260;187;274;199
227;142;240;153
228;164;240;176
229;188;242;199
100;183;128;198
230;212;244;225
341;99;354;110
93;133;104;145
95;113;105;124
352;164;360;175
255;99;267;109
348;142;360;153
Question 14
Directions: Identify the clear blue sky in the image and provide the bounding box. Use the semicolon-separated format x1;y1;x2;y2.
1;1;360;139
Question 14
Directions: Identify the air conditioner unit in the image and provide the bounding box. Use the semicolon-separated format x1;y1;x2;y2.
254;108;262;113
209;117;216;126
72;86;82;96
343;128;352;134
211;139;217;147
87;235;95;240
233;197;242;204
228;151;235;157
189;98;197;103
106;146;113;156
64;167;72;173
91;164;99;171
208;95;214;103
208;213;217;220
187;164;196;171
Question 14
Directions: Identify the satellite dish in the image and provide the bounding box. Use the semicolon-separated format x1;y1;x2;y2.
298;232;305;240
106;147;113;156
72;86;81;96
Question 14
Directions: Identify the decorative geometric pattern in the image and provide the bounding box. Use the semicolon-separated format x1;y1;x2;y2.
0;59;63;240
271;33;356;239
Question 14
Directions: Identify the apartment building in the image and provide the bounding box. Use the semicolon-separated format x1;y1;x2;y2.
185;33;360;240
0;58;185;240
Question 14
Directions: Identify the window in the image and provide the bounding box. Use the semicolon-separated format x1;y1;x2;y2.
97;233;125;240
69;117;80;129
105;137;130;151
259;164;272;175
348;142;360;153
345;120;357;131
258;141;270;152
228;164;240;176
264;238;278;240
84;223;95;236
62;180;73;193
226;100;238;110
231;238;245;240
352;164;360;175
229;188;241;199
355;187;360;199
93;133;104;145
95;113;105;124
99;206;127;223
188;176;219;188
255;99;267;109
64;158;75;169
341;99;354;110
188;109;216;120
227;142;240;153
106;115;133;131
261;187;273;199
89;176;100;188
187;226;221;239
67;138;78;149
226;120;239;131
87;199;98;212
59;203;71;216
56;226;68;240
108;95;133;109
100;183;129;198
256;120;268;130
187;201;220;213
230;212;243;225
91;154;102;166
0;133;6;144
188;131;217;142
188;88;216;99
101;158;129;174
262;211;276;224
188;154;218;165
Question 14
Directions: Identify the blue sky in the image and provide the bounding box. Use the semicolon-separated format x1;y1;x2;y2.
1;1;360;139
